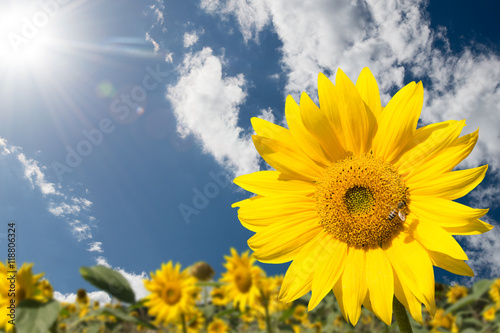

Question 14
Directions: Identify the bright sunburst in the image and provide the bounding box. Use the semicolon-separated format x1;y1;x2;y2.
0;2;57;69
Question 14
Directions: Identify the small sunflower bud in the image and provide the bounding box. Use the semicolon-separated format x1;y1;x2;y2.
76;288;89;306
189;261;215;281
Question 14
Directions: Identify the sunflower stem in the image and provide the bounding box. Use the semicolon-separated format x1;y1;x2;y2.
393;297;413;333
264;301;273;333
181;313;187;333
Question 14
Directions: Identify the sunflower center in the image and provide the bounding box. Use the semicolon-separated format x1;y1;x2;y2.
234;267;252;293
162;284;182;305
315;153;409;247
344;186;374;214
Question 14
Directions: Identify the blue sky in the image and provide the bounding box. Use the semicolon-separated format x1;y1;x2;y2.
1;0;500;302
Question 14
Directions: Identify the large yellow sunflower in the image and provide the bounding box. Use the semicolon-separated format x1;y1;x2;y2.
232;68;492;325
220;248;265;311
143;261;199;326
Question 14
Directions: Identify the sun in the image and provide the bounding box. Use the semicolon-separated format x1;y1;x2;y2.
0;2;57;69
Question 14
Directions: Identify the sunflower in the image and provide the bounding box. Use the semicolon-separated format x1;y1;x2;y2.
207;318;230;333
446;284;468;304
489;278;500;306
220;248;264;311
177;309;205;333
210;286;227;306
483;305;497;321
257;275;290;315
0;262;47;332
292;304;309;323
232;68;492;325
143;261;199;326
429;308;458;333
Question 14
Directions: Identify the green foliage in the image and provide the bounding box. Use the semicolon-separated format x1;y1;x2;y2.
17;299;60;333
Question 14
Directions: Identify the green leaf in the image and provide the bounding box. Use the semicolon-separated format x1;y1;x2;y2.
214;308;239;318
462;317;485;327
445;294;475;314
461;329;483;333
127;299;148;311
80;321;102;333
80;265;136;303
17;299;61;333
100;307;156;329
279;306;296;321
472;279;493;299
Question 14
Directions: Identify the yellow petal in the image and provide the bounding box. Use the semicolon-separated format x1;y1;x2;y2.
410;165;488;200
356;67;382;118
410;195;488;228
236;195;316;232
252;116;293;142
231;195;262;208
248;214;322;264
373;81;423;163
393;269;424;325
279;231;331;302
385;232;436;315
340;247;367;325
252;135;324;181
366;247;394;325
299;92;346;162
317;73;346;149
405;217;468;260
427;251;474;276
233;171;315;196
285;95;331;165
309;237;347;310
397;120;456;154
408;129;478;183
335;68;376;154
443;219;494;235
333;276;348;323
396;120;465;177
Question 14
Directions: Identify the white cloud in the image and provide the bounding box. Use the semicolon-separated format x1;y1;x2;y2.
166;47;259;176
54;291;111;305
200;0;500;171
0;137;100;244
469;184;500;210
165;52;173;63
183;30;202;48
148;1;165;28
200;0;270;42
71;222;92;241
88;241;104;253
48;202;82;216
256;107;275;124
459;217;500;279
95;256;111;268
117;269;150;301
17;153;60;196
72;196;92;208
145;32;160;53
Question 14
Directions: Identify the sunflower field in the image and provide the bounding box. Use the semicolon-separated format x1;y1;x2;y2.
2;255;500;333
